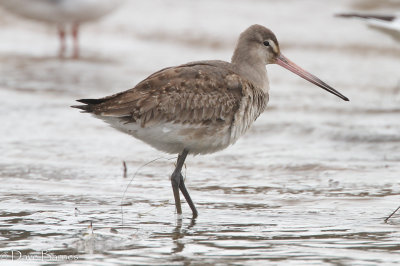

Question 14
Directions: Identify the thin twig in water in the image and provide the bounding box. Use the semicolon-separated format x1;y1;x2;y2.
74;207;81;217
122;161;127;178
120;156;177;226
137;201;170;217
385;205;400;223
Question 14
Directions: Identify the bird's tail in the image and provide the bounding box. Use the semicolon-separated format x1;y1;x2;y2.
71;98;106;113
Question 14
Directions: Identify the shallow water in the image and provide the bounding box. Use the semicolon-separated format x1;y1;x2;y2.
1;0;400;265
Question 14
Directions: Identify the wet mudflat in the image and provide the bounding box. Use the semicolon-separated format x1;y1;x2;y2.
0;0;400;265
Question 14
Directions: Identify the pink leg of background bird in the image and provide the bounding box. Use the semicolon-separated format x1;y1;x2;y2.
72;23;79;59
57;25;66;58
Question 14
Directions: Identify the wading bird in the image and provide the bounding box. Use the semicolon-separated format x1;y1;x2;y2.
73;25;349;218
336;13;400;42
0;0;121;58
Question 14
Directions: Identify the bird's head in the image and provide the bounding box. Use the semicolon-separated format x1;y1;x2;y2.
233;24;349;101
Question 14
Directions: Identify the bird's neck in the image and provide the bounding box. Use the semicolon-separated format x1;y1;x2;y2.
231;56;269;93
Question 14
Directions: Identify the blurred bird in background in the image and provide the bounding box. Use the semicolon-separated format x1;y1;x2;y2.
336;12;400;42
0;0;122;58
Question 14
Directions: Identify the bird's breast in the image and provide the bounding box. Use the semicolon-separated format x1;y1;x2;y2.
229;87;269;144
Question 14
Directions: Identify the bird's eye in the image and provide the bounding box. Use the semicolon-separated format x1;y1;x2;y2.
263;41;270;47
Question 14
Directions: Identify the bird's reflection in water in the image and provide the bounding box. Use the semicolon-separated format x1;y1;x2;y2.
171;217;196;254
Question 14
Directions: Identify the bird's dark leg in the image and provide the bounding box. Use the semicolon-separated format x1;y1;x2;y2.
72;23;79;59
57;25;66;58
171;151;186;215
179;173;198;218
171;149;197;217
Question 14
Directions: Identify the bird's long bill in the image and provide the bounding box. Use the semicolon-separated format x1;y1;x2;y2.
276;54;349;101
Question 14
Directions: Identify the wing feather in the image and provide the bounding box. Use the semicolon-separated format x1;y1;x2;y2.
77;63;250;127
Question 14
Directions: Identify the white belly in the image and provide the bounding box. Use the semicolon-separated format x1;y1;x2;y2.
99;116;235;155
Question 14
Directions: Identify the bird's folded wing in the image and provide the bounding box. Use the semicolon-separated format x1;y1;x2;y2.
75;63;249;127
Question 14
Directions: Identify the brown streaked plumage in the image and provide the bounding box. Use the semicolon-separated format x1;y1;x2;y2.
72;24;349;218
